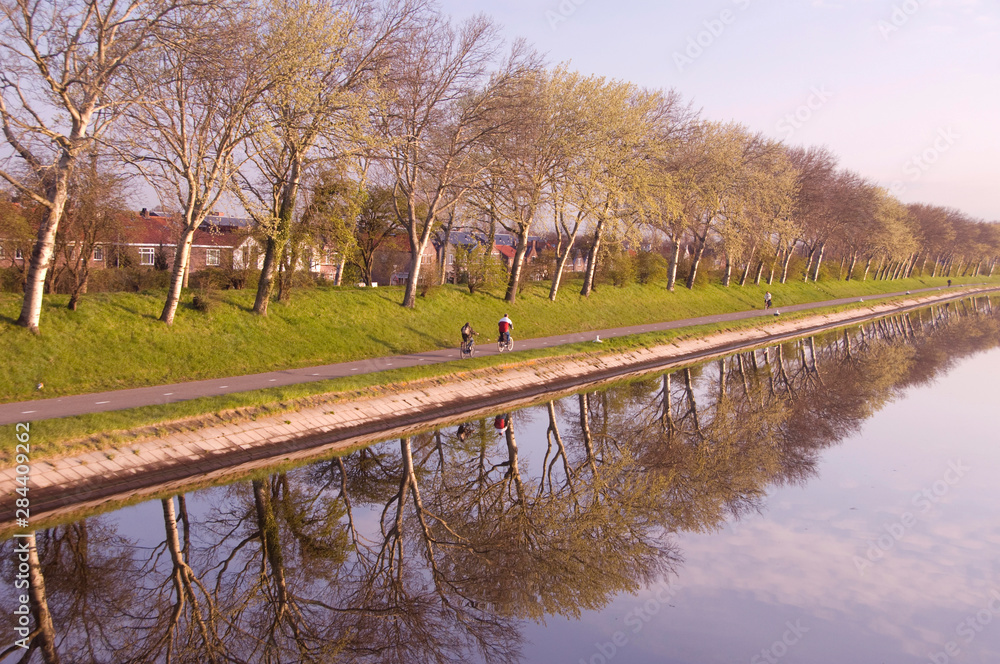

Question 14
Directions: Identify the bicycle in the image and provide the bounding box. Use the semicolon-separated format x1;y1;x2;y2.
460;336;477;358
497;332;513;353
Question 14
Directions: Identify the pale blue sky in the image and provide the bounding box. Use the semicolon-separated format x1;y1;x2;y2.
438;0;1000;220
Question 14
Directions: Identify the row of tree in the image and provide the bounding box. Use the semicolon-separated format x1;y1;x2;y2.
2;0;998;334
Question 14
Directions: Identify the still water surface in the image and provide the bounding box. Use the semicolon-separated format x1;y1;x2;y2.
3;300;999;663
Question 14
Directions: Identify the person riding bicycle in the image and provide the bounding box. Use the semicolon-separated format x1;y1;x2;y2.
498;314;513;344
460;322;477;357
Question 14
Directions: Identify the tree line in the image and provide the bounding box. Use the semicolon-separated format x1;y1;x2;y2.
2;0;998;334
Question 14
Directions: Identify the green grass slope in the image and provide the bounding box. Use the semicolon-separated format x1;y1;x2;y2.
0;273;993;403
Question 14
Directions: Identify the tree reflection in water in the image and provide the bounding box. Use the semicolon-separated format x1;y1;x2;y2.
2;298;998;663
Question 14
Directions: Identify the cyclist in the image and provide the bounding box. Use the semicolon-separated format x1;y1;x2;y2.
460;322;477;357
498;314;513;345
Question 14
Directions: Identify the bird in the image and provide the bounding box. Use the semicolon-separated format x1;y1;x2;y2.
859;298;864;303
773;311;780;317
35;382;44;391
594;335;603;343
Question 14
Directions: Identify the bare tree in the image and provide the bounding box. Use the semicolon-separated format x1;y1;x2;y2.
246;0;423;315
52;156;130;310
0;0;197;333
377;12;532;307
119;5;273;324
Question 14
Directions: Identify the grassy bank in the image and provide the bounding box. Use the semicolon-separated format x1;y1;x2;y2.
1;274;994;404
0;297;877;461
4;282;995;462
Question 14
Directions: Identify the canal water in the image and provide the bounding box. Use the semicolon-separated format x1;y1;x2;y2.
2;298;999;663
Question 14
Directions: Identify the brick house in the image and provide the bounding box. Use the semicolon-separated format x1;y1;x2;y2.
124;211;256;271
431;230;546;284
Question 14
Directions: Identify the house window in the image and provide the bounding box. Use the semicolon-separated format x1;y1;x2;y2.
15;248;23;260
93;246;104;261
139;247;155;266
206;248;220;266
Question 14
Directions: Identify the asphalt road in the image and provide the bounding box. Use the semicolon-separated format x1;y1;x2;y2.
0;285;985;425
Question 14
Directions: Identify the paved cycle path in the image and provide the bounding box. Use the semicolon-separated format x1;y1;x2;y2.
0;285;988;426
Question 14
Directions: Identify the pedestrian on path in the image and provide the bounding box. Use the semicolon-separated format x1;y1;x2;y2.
764;291;772;310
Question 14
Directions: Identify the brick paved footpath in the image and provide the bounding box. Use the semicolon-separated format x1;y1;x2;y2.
1;286;996;532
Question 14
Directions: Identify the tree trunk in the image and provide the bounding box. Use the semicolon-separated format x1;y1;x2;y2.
780;248;793;284
402;246;424;308
721;254;732;287
67;269;89;311
335;255;345;286
686;238;706;289
846;252;858;281
403;228;433;309
737;259;749;286
549;239;574;302
753;260;764;285
862;256;873;281
581;218;605;297
17;180;70;334
666;239;681;291
25;532;61;664
254;155;302;316
578;393;597;475
810;242;825;282
802;245;816;282
504;226;530;304
254;236;283;316
160;228;196;325
253;479;290;610
437;213;454;285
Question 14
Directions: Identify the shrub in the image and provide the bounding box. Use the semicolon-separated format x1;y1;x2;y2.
0;267;25;293
598;246;636;287
191;292;214;312
192;267;253;290
636;251;668;284
455;245;506;294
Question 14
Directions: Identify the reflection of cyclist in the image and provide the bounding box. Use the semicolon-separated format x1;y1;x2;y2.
494;414;509;430
498;314;513;344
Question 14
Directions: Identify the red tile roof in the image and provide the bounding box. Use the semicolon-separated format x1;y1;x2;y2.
128;214;248;249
